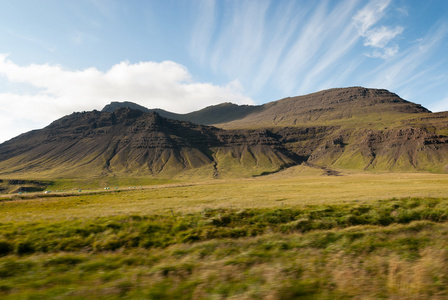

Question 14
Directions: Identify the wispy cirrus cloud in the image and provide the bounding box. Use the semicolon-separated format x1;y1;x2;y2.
250;0;304;92
209;0;271;79
367;23;447;88
190;0;366;97
353;0;404;59
364;21;448;105
189;0;409;99
189;0;216;66
188;0;448;110
353;0;391;33
285;0;361;93
363;25;404;48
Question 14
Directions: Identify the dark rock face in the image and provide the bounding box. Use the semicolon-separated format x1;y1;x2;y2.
273;124;447;172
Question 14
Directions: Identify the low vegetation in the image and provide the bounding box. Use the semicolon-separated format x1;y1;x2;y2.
1;173;448;298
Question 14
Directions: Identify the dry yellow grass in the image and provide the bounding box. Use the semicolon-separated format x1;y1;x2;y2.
1;167;447;223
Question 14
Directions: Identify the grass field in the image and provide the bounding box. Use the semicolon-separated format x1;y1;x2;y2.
1;168;448;299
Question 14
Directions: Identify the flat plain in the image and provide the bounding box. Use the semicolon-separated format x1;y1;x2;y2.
1;168;448;299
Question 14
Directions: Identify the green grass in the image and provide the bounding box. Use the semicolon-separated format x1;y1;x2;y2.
2;171;448;220
1;200;448;298
1;172;448;298
0;177;177;196
1;197;448;256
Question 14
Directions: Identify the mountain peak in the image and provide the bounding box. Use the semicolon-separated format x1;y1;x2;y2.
98;87;431;129
218;87;431;128
102;101;151;113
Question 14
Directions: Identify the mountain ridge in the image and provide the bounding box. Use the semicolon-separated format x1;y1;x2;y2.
102;101;262;125
101;87;431;127
1;87;448;179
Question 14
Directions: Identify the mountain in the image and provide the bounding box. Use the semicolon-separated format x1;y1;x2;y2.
102;87;430;127
1;87;448;180
102;101;261;125
0;108;296;179
220;87;431;128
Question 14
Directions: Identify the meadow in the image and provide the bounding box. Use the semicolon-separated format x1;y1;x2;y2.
1;168;448;299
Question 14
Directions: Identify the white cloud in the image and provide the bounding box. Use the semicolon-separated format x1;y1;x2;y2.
366;23;448;88
362;22;448;109
190;0;365;96
363;26;404;48
189;0;399;97
187;0;446;106
274;0;364;95
250;1;304;92
0;54;253;143
353;0;403;59
367;44;399;59
353;0;391;34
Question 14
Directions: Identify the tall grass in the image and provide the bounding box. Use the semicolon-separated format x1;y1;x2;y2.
1;197;448;298
1;197;447;255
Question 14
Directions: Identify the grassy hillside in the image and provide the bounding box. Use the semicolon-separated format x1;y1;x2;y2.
1;172;448;298
0;109;298;180
219;87;430;129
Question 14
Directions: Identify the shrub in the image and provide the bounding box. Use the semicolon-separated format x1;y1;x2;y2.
0;240;12;256
210;214;232;226
15;240;35;255
180;233;200;243
395;208;421;224
0;284;12;293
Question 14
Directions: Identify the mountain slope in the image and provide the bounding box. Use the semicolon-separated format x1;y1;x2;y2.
268;124;448;173
0;108;297;179
220;87;430;128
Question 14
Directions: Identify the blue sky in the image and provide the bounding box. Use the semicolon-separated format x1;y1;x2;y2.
0;0;447;143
